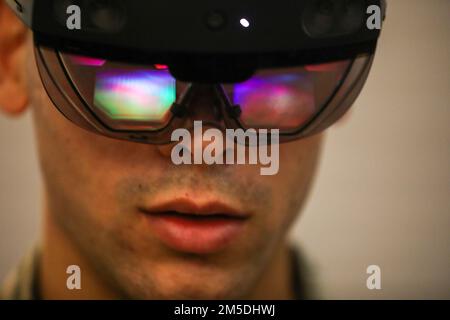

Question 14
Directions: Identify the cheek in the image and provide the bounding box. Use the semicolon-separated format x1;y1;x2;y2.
264;134;324;230
30;85;169;224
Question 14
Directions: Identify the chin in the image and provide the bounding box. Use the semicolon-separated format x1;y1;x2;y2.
128;280;244;300
117;263;251;300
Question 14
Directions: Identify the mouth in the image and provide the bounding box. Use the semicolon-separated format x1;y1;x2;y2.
138;199;251;255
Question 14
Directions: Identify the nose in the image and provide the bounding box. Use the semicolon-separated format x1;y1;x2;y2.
156;84;227;160
183;84;224;124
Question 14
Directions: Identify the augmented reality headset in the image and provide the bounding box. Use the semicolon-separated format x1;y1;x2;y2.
6;0;386;144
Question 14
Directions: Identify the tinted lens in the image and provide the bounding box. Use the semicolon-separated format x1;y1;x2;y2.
224;59;351;131
59;53;181;130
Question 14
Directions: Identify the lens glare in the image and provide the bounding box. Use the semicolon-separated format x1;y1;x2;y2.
94;69;176;123
232;72;315;130
225;60;351;132
69;54;106;67
60;52;178;130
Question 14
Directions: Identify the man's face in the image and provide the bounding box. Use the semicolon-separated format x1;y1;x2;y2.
18;31;324;298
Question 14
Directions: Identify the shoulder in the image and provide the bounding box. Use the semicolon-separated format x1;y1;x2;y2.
290;245;319;300
0;248;40;300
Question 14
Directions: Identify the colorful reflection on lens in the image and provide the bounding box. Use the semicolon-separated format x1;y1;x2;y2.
233;71;316;130
94;70;176;123
70;54;106;67
305;61;344;72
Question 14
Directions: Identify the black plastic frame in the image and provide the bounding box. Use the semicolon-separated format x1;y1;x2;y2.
8;0;385;82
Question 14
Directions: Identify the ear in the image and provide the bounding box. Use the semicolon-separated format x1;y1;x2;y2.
0;1;30;116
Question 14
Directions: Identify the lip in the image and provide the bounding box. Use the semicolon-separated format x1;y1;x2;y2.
138;199;250;254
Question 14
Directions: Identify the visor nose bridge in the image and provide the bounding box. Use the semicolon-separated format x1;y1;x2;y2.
184;84;224;123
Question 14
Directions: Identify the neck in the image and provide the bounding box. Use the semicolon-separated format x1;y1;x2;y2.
40;204;295;300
